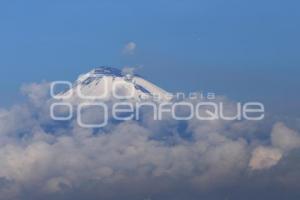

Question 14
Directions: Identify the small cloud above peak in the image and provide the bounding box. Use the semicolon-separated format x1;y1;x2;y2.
122;41;136;55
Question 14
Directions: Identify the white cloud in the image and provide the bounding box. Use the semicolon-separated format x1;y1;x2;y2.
249;122;300;170
249;146;282;170
122;42;136;55
21;82;50;107
271;122;300;152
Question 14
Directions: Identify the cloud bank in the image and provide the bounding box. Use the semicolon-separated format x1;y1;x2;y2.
0;82;300;200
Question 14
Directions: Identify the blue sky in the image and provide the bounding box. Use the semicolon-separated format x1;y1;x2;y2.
1;0;300;116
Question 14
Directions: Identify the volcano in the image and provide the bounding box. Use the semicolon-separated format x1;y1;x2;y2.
55;66;172;104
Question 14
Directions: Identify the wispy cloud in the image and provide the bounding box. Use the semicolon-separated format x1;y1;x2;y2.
122;42;136;55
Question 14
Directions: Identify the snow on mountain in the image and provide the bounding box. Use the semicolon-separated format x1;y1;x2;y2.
55;66;172;104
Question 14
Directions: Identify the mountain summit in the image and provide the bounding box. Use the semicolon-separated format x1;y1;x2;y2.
56;66;172;103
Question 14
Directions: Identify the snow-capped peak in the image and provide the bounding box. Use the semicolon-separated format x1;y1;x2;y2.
56;66;172;103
